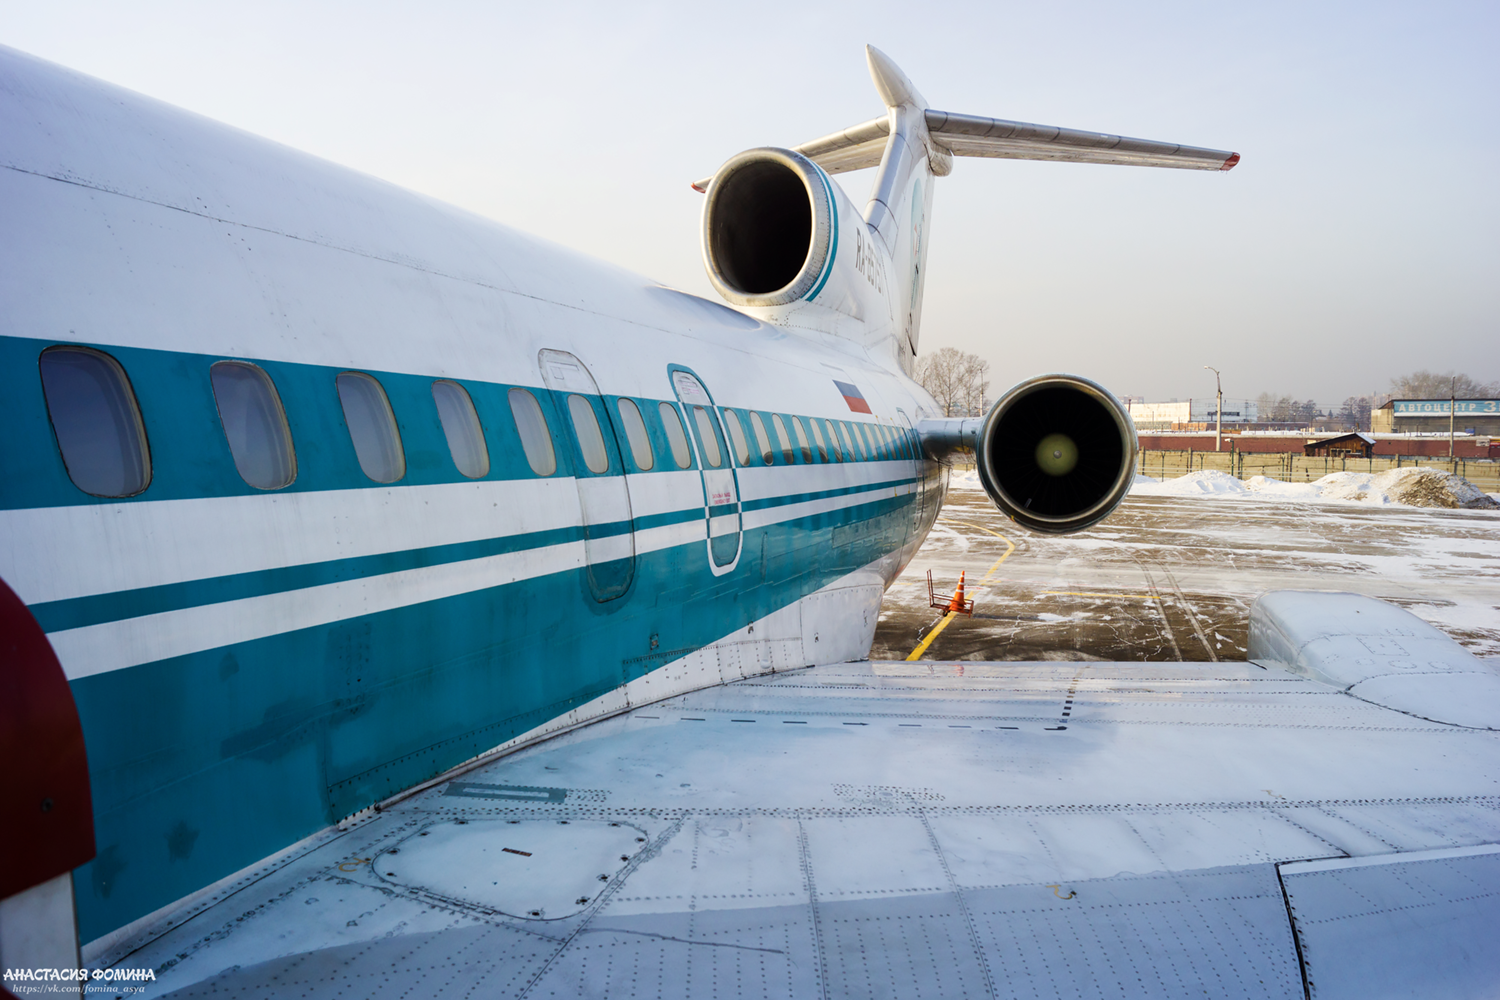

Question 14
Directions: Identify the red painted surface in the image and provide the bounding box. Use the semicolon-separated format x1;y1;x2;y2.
0;576;94;900
842;395;873;414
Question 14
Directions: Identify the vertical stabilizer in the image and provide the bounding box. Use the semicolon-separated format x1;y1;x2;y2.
861;45;950;371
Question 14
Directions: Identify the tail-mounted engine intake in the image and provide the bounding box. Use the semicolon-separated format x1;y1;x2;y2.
701;148;837;308
973;374;1138;534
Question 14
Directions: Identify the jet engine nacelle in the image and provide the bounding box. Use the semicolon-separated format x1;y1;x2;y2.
700;148;888;327
973;374;1139;534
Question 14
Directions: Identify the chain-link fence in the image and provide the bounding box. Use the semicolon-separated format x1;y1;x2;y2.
1135;449;1500;491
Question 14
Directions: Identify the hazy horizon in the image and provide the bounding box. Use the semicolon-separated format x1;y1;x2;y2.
4;0;1495;405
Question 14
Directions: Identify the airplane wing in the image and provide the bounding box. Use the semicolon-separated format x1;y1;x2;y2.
93;592;1500;997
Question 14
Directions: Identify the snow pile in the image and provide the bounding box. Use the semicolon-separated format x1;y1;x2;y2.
1132;466;1499;509
1360;468;1500;509
950;469;981;489
1133;470;1248;496
949;463;1498;509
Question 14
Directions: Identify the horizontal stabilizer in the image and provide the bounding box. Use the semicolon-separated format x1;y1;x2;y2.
925;110;1238;171
693;110;1237;189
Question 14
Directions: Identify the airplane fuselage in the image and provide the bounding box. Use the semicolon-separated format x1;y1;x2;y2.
0;47;944;941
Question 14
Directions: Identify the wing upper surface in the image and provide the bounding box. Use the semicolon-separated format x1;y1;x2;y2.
107;657;1500;997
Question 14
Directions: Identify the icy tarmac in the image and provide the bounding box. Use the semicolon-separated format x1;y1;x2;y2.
872;472;1500;663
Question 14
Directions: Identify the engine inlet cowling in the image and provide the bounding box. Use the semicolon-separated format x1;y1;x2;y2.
702;149;834;307
975;374;1139;534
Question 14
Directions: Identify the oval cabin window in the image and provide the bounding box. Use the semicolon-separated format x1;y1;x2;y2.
659;402;693;469
749;412;774;465
508;388;557;476
616;399;654;471
39;346;151;497
723;409;750;466
692;406;722;468
808;418;830;462
336;372;406;483
771;414;795;464
432;380;490;479
567;395;610;474
792;417;813;463
211;361;297;490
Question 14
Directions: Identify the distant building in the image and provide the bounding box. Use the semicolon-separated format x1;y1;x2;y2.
1371;399;1500;436
1304;432;1375;458
1125;398;1258;431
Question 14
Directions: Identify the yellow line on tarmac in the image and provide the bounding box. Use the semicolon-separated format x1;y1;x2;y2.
906;522;1016;661
907;610;959;661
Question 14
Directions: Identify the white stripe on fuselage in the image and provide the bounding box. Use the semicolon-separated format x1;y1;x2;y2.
2;462;915;606
31;460;921;679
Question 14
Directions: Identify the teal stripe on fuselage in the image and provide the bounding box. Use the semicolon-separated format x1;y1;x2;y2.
740;475;916;512
0;335;695;511
26;479;913;634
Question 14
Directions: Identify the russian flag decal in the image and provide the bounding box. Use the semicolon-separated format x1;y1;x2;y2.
834;380;873;414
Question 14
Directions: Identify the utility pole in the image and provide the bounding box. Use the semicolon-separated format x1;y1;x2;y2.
1204;366;1223;452
1449;376;1456;464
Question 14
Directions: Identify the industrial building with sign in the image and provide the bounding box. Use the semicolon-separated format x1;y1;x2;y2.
1372;399;1500;436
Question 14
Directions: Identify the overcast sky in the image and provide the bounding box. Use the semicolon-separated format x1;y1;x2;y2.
5;0;1496;405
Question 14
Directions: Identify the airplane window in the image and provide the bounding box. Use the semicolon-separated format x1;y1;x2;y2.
508;388;557;476
807;419;830;462
749;412;774;465
838;422;858;461
567;394;610;474
691;406;722;468
39;346;151;497
337;372;406;483
723;409;750;466
212;361;297;489
855;424;873;459
615;399;654;471
431;380;490;479
659;402;693;469
770;414;794;464
791;417;813;463
828;420;847;461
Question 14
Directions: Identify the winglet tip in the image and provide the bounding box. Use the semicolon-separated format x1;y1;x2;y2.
1220;152;1241;171
690;180;708;194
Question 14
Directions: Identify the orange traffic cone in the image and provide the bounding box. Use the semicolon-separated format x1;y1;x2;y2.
947;571;967;613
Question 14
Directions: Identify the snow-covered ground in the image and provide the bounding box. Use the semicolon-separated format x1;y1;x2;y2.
875;468;1500;661
948;468;1500;508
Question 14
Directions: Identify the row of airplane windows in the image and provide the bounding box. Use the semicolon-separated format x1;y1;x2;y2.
36;345;920;499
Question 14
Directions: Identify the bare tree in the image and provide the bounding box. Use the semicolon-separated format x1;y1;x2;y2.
916;347;990;417
1338;396;1372;431
1254;393;1317;425
1389;370;1500;399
